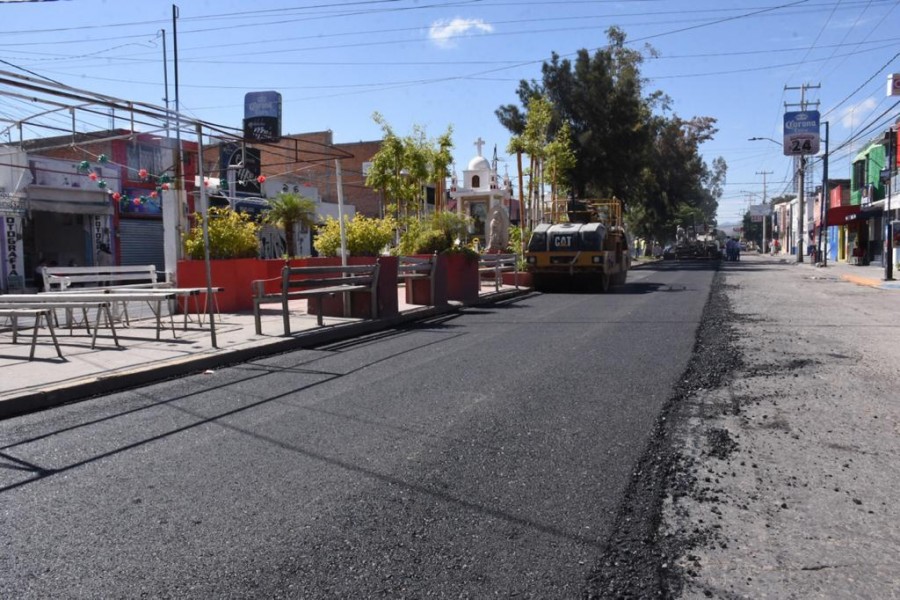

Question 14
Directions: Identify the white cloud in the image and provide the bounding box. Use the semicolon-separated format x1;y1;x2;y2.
839;98;877;130
429;18;493;49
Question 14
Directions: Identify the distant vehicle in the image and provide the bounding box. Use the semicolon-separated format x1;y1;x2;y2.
663;245;676;260
673;226;721;260
208;195;270;221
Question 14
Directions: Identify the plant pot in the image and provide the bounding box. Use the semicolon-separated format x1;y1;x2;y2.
176;258;269;313
444;252;479;304
502;270;530;288
316;256;399;320
404;254;449;307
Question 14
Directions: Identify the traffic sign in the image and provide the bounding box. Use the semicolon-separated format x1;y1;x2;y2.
748;203;771;217
783;111;820;156
889;74;900;96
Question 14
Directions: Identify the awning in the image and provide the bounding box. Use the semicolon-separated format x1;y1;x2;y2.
26;186;113;215
825;204;859;226
850;201;886;222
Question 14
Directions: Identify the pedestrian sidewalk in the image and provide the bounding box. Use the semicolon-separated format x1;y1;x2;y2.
0;283;528;419
768;250;900;290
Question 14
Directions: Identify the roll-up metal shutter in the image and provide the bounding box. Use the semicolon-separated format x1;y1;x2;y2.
118;218;165;272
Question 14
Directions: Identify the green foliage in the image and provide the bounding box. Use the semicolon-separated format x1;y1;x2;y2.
263;192;317;258
314;214;397;257
507;224;524;253
397;211;472;255
496;26;726;238
182;206;260;259
365;113;454;219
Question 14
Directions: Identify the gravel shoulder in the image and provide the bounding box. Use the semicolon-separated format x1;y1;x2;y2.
664;255;900;598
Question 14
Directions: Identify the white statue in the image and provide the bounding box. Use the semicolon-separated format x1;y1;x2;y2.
486;205;510;252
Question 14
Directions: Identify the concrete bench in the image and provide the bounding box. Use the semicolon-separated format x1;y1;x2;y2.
478;253;519;292
251;263;381;335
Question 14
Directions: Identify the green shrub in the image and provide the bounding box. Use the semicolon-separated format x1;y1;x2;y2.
397;211;471;255
315;215;397;257
182;207;260;259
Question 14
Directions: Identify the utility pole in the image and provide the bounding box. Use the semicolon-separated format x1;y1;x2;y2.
820;121;829;266
785;83;821;263
757;170;773;253
884;126;895;281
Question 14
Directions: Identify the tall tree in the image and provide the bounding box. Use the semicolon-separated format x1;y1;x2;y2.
497;27;726;240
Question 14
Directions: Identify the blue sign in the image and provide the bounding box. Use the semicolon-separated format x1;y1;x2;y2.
244;91;282;119
243;91;282;143
783;110;820;156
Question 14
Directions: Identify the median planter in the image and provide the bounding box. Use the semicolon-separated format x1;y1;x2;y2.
177;258;268;313
315;256;399;320
404;254;449;307
444;252;479;304
502;270;530;288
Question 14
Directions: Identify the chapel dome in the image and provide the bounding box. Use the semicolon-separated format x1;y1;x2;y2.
468;155;491;171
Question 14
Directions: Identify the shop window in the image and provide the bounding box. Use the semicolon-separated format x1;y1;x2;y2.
851;160;865;191
126;143;164;181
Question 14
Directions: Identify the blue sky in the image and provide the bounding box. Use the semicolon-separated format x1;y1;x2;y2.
2;0;899;227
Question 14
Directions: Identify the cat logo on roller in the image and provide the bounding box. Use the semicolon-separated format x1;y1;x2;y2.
525;197;630;292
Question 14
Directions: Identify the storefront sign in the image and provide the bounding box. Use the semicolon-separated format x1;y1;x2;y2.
2;214;24;291
0;191;26;215
92;214;114;263
243;91;282;143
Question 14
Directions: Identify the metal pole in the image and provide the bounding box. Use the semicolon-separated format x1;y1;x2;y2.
335;159;350;317
757;171;772;253
884;127;894;281
196;123;217;348
798;157;805;263
822;121;829;266
160;29;169;137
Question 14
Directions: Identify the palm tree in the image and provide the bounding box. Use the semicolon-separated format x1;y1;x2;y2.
264;192;317;258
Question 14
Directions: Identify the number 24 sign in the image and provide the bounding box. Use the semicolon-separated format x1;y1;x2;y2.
783;111;820;156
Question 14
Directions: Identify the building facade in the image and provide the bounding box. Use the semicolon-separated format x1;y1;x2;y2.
1;132;199;292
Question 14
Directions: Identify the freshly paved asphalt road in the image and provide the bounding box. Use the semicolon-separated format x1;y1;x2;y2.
1;263;715;598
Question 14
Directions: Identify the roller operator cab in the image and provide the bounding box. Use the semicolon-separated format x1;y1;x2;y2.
525;199;630;292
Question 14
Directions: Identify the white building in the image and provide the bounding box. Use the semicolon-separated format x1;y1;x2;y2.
448;137;516;244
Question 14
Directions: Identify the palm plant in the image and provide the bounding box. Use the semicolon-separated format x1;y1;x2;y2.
264;192;317;258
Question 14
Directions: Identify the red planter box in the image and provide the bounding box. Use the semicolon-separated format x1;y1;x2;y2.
176;258;269;313
177;256;400;317
316;256;398;320
404;254;449;307
502;271;530;288
444;252;479;304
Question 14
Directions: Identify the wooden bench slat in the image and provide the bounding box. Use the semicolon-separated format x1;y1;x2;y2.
251;263;381;335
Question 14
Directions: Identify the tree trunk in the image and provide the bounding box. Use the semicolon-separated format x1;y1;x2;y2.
285;219;295;258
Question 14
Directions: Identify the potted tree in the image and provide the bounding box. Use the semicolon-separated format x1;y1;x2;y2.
397;211;479;304
263;192;317;260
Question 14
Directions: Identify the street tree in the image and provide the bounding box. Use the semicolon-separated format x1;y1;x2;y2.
365;112;453;220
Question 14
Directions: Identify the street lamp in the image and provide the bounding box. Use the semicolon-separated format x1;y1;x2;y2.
748;136;781;146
